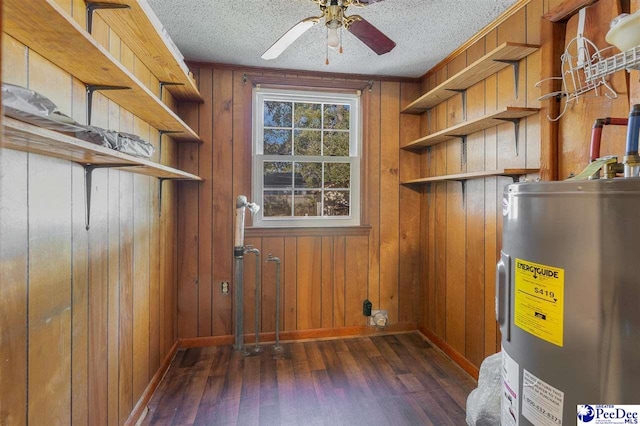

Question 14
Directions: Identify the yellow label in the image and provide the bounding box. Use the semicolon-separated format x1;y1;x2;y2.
514;258;564;347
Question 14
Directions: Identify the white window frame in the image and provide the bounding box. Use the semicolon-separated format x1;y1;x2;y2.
252;87;361;228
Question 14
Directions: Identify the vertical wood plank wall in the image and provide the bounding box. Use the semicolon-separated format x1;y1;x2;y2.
418;0;634;371
0;4;179;425
417;0;545;369
176;69;422;340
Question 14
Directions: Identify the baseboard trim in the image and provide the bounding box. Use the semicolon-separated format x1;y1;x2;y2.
178;322;418;348
125;341;179;426
417;326;480;380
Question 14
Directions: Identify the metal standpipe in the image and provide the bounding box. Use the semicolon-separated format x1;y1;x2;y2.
233;245;245;353
233;195;260;354
244;245;261;353
266;254;282;352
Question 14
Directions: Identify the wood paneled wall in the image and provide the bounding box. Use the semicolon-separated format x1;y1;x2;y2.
0;5;179;425
176;68;423;340
417;0;544;369
418;0;634;372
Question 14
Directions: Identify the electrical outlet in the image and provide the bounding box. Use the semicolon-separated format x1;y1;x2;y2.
221;281;230;294
363;299;372;316
369;310;389;327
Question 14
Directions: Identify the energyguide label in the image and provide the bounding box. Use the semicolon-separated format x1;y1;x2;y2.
514;258;565;347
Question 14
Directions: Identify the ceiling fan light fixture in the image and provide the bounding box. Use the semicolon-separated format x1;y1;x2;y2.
261;0;394;61
327;26;340;49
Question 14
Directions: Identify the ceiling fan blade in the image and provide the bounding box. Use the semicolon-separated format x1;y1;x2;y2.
353;0;385;4
261;17;320;60
347;17;396;55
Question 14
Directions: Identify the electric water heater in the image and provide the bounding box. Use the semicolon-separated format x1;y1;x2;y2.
498;178;640;425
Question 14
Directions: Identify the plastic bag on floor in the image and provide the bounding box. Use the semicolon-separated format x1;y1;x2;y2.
2;83;84;132
466;352;501;426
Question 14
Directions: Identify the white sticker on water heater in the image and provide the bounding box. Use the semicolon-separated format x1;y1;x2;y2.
502;197;510;216
502;348;520;426
522;369;564;426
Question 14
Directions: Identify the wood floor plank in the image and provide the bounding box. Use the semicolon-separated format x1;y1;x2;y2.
276;358;298;425
173;347;214;425
237;356;261;425
145;333;476;425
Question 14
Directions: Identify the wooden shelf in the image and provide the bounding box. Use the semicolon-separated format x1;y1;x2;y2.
2;117;202;181
94;0;203;103
402;42;539;114
4;0;201;142
401;169;539;185
402;107;540;150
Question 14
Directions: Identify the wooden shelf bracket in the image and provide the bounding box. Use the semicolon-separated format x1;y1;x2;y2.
494;59;521;99
496;116;522;156
86;2;130;34
84;163;135;230
86;84;130;125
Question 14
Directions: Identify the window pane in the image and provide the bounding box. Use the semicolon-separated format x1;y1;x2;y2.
324;191;350;216
323;131;349;156
294;130;321;156
264;191;292;217
294;162;321;189
294;103;321;129
264;129;292;155
264;161;292;188
264;101;292;127
294;190;321;216
324;163;350;188
323;104;350;130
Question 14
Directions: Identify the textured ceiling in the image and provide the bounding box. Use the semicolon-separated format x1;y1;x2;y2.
146;0;519;78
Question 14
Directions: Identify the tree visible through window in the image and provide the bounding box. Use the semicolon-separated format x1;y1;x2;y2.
253;89;360;227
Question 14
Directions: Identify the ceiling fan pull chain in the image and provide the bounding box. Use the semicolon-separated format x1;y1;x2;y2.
326;29;330;65
339;25;343;54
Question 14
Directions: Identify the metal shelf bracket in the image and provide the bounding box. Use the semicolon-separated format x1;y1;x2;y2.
86;2;130;34
84;163;136;230
507;174;525;182
159;81;184;100
449;179;467;208
445;89;467;120
447;135;468;167
496;117;522;156
86;85;130;125
494;59;521;99
158;177;195;217
157;130;182;163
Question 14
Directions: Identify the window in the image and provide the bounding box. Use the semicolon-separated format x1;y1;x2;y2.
252;88;360;227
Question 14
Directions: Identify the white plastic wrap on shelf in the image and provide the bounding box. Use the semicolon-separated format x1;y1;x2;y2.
466;352;502;426
75;126;155;159
2;83;84;132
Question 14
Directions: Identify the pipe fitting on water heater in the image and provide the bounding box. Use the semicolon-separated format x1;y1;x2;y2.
624;105;640;177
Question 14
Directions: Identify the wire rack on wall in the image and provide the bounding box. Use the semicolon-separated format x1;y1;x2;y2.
536;35;640;121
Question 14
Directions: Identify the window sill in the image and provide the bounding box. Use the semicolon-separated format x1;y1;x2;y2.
245;225;371;238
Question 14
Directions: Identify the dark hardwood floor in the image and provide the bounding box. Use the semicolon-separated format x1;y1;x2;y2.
142;332;476;425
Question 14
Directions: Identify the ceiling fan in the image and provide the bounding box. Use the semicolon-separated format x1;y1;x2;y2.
261;0;396;62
